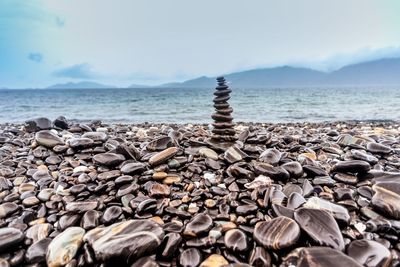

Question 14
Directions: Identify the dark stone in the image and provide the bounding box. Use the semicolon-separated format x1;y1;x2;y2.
253;217;300;249
282;247;362;267
331;160;371;173
25;238;51;263
0;227;25;253
347;239;392;267
249;247;271;267
183;213;213;237
25;117;52;132
53;116;69;129
83;220;164;263
224;229;248;252
179;248;202;267
93;153;125;166
294;208;344;250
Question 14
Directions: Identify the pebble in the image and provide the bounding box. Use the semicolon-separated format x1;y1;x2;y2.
25;117;52;132
282;247;362;267
179;248;202;267
199;147;219;160
25;238;51;264
253;217;300;249
331;160;371;173
66;201;98;213
294;208;344;250
367;142;392;154
0;228;25;253
200;254;228;267
224;145;246;163
121;162;146;174
303;197;350;224
93;153;125;166
83;220;164;263
224;229;248;252
371;182;400;219
183;213;213;237
347;239;392;267
149;147;179;166
0;203;19;219
35;130;64;148
46;227;85;267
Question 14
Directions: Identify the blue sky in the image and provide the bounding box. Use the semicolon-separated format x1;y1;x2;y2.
1;0;400;88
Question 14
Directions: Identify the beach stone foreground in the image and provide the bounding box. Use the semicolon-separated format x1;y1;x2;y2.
0;118;399;266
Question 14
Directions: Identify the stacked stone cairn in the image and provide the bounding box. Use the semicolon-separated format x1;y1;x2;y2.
210;76;237;142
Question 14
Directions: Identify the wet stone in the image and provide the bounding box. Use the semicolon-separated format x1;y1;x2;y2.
333;172;358;185
282;247;362;267
0;228;25;253
25;238;51;264
160;232;182;258
371;182;400;219
199;147;219;160
121;162;146;174
183;213;213;237
82;131;108;142
101;206;122;225
149;147;179;166
253;217;300;250
0;203;20;219
281;161;304;178
66;201;98;213
35;130;64;148
294;208;344;250
367;142;391;154
93;153;125;166
68;138;94;149
146;136;172;151
347;239;392;267
46;227;85;267
200;254;228;267
224;146;247;163
81;210;100;230
179;248;202;267
331;160;371;173
249;247;271;267
83;219;164;263
224;229;248;252
25;117;52;132
303;197;350;224
259;148;281;165
26;223;52;243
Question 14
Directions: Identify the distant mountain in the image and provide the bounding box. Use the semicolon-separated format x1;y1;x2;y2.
47;81;116;89
159;58;400;88
43;57;400;90
128;83;150;88
327;58;400;85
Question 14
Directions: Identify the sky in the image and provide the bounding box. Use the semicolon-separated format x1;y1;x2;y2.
1;0;400;88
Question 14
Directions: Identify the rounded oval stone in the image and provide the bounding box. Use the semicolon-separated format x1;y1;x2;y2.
253;216;300;250
35;130;64;148
93;153;125;166
200;254;228;267
331;160;370;173
282;247;362;267
183;213;213;237
25;238;52;264
249;247;271;267
46;227;85;267
0;227;25;253
179;248;202;267
224;229;248;252
371;182;400;219
83;219;164;263
347;239;392;267
0;202;20;219
294;208;344;250
149;147;179;166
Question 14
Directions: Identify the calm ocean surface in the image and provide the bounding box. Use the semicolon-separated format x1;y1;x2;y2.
1;87;400;123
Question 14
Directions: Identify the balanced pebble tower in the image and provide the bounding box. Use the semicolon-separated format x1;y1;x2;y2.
210;76;237;142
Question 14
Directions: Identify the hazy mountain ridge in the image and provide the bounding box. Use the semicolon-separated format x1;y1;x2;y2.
47;81;116;89
44;58;400;89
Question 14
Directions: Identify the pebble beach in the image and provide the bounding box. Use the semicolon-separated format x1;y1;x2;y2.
1;117;400;266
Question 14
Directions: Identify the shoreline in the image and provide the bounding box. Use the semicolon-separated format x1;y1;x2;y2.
0;118;400;266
